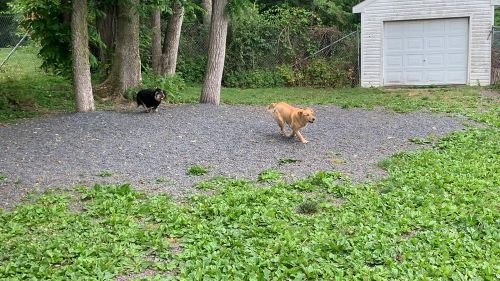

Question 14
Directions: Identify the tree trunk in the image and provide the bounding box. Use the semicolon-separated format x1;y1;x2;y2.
150;9;162;75
71;0;95;112
97;0;141;98
95;4;117;66
201;0;212;26
200;0;228;105
161;2;184;75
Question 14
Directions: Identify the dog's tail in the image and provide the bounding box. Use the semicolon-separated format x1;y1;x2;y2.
267;102;277;112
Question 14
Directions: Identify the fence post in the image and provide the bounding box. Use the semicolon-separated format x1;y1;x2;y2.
357;26;361;87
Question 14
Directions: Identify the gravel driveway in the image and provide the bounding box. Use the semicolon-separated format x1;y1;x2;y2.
0;104;467;209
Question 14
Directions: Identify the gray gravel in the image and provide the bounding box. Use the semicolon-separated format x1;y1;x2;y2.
0;104;468;209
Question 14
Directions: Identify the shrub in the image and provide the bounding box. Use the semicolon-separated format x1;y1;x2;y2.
124;71;186;102
223;68;285;88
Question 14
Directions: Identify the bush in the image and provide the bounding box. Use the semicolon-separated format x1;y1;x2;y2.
176;54;207;83
124;71;186;102
223;68;285;88
299;58;356;87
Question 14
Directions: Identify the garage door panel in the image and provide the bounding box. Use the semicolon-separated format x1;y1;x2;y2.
406;21;424;35
448;36;468;49
426;21;446;34
447;19;469;34
385;56;403;67
427;54;445;66
406;71;424;83
386;38;404;50
385;24;404;36
407;54;425;67
407;38;424;50
385;72;404;84
447;53;467;66
428;71;446;82
384;18;468;85
447;71;467;83
427;37;445;50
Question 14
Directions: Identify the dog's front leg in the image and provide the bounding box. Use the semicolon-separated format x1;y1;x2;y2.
294;130;308;144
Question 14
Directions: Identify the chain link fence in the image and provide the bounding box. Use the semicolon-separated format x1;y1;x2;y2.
2;13;360;88
0;15;22;48
177;23;360;88
491;26;500;84
0;14;31;70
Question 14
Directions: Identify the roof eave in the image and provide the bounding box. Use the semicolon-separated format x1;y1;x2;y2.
352;0;376;13
354;0;500;13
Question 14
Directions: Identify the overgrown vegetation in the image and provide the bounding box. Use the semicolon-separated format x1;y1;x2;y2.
180;6;358;88
1;124;498;279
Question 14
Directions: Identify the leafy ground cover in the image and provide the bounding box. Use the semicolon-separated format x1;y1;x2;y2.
1;123;498;279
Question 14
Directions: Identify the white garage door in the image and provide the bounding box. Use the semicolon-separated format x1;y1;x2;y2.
383;18;469;86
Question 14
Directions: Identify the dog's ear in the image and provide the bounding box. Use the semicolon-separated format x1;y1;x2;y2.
298;110;304;116
305;107;314;113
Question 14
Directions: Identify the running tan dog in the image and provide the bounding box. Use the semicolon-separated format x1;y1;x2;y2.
268;102;316;143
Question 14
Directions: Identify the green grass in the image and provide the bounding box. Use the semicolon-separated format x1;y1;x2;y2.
186;165;208;176
0;46;73;122
179;85;499;127
257;169;282;182
2;47;498;128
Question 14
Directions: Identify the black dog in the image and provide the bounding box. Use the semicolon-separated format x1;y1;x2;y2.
136;88;166;112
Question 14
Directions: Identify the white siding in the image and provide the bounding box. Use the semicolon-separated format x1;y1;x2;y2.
357;0;493;87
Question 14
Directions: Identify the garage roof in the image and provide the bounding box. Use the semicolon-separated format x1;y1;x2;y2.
353;0;500;13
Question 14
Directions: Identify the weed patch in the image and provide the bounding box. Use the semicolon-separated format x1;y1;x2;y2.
186;165;208;176
257;169;282;182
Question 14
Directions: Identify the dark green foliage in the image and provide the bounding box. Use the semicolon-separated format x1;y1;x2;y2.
296;199;319;215
256;0;360;31
278;157;300;165
178;5;359;88
224;68;285;88
9;0;72;75
176;23;209;83
124;71;186;102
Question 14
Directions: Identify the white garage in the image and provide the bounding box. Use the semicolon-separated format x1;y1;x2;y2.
353;0;498;87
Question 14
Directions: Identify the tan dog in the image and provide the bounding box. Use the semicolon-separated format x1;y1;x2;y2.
268;102;316;143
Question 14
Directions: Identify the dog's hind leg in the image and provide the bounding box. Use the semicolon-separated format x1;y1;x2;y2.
273;112;287;136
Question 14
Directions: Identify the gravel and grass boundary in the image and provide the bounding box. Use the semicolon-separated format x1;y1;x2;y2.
0;104;468;209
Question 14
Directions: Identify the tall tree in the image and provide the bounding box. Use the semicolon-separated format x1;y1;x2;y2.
150;8;162;74
95;3;117;67
71;0;95;111
97;0;141;98
161;0;184;75
201;0;212;26
200;0;228;105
